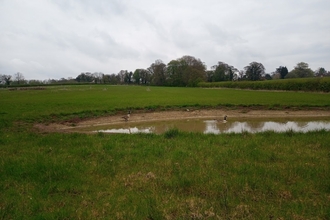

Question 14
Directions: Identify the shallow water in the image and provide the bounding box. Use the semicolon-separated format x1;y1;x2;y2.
88;117;330;134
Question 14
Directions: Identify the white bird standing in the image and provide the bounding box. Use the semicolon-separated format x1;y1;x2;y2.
223;115;227;123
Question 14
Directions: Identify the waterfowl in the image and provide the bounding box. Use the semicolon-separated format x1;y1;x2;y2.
215;115;227;123
122;110;131;121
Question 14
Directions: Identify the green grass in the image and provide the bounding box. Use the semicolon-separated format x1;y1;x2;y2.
0;131;329;219
1;85;330;219
1;85;329;124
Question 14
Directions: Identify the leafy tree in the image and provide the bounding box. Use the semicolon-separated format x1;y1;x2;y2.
132;69;141;84
315;67;328;77
289;62;314;78
75;72;94;83
211;62;226;81
183;68;204;87
181;56;206;86
265;74;272;80
124;71;133;84
211;62;238;82
103;74;120;84
285;72;298;78
244;62;265;81
148;60;167;86
276;66;288;79
166;59;184;86
227;65;238;81
206;70;214;82
166;55;206;86
133;69;150;84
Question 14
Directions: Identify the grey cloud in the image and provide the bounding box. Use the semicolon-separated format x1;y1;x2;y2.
0;0;329;80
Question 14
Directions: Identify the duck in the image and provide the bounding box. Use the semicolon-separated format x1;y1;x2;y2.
122;110;131;121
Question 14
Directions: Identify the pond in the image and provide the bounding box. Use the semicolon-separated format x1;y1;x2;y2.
85;117;330;134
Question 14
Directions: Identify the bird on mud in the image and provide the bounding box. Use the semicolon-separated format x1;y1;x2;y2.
122;110;131;121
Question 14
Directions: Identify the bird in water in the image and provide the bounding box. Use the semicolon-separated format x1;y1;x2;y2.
122;110;131;121
216;115;227;123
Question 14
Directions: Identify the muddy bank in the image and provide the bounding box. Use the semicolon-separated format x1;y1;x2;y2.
35;109;330;133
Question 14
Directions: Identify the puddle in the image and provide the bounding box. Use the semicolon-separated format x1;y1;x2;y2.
82;117;330;134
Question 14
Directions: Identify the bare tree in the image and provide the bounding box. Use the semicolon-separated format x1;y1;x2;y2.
93;72;104;84
14;72;25;84
1;74;12;86
118;70;128;84
238;70;245;80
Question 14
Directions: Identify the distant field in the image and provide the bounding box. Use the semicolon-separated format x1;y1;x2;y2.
1;85;330;123
0;85;329;219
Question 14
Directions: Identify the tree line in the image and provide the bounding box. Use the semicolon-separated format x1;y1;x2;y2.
1;55;329;87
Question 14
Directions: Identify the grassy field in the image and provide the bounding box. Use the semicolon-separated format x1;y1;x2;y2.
1;85;330;219
1;85;330;123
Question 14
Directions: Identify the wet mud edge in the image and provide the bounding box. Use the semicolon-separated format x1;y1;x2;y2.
34;109;330;133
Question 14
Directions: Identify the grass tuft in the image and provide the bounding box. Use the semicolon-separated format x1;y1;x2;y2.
164;128;180;139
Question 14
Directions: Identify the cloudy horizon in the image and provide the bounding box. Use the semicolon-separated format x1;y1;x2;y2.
1;0;329;80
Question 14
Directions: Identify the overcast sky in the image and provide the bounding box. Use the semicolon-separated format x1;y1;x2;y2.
1;0;329;80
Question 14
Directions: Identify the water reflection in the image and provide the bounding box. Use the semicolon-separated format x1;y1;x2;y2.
98;127;153;134
204;120;330;134
93;118;330;134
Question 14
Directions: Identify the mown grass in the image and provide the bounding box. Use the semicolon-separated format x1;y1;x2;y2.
1;85;330;219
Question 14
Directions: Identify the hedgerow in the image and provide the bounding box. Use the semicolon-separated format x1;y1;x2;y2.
198;77;330;92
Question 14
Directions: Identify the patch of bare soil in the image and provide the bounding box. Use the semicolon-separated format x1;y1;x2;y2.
34;108;330;133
